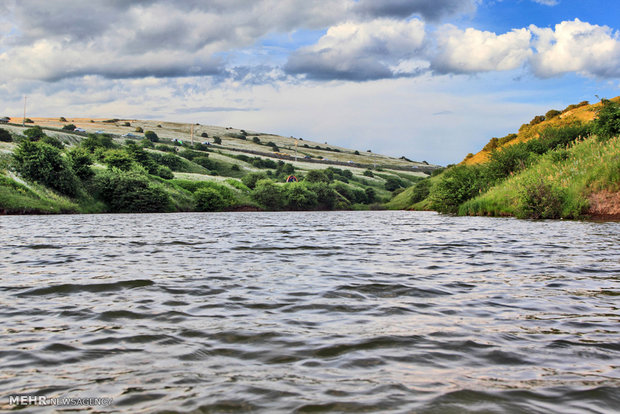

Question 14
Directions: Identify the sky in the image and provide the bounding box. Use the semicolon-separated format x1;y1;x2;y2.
1;0;619;165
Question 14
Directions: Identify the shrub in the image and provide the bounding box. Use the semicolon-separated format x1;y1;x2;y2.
430;164;486;213
141;138;154;148
81;134;116;152
155;144;176;153
157;165;174;179
0;128;12;142
283;183;318;210
485;143;532;183
123;122;131;127
384;176;404;191
410;179;432;204
68;147;94;180
251;179;284;210
144;130;159;142
59;117;67;122
363;169;374;177
41;136;65;149
307;182;337;209
483;137;499;152
62;124;76;131
252;136;261;144
13;140;79;196
213;136;222;144
305;169;329;183
194;188;228;212
201;132;209;138
103;149;134;171
591;99;620;141
24;118;34;123
24;126;45;141
530;115;546;126
178;149;202;161
242;172;268;189
193;156;215;170
365;187;376;203
92;169;170;213
135;127;144;133
545;109;561;119
516;178;564;219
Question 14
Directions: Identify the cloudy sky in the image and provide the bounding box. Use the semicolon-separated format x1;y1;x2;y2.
1;0;619;165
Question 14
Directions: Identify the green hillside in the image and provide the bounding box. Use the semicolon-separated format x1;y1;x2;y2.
0;119;437;214
388;98;620;219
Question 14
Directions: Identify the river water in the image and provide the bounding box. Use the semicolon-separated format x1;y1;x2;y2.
1;211;619;413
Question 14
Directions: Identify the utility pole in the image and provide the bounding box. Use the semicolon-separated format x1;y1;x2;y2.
295;139;298;162
190;124;194;146
22;96;27;126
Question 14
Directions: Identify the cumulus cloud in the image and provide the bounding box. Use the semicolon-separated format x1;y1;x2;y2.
530;19;620;78
285;19;426;81
432;26;532;73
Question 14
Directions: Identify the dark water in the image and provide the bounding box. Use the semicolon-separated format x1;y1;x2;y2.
1;211;619;413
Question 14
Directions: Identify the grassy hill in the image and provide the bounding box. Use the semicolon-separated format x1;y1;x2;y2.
0;118;438;214
388;97;620;219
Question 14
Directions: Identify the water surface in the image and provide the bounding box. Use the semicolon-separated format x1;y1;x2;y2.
1;211;619;413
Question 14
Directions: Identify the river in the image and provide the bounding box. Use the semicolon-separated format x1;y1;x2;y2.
1;211;619;413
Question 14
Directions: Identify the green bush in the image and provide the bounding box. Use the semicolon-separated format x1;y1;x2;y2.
13;140;79;196
193;156;215;170
62;124;76;131
545;109;561;119
242;172;268;189
194;188;228;212
485;143;532;183
365;187;376;203
92;169;170;213
24;126;45;141
430;164;486;213
307;182;337;209
157;165;174;179
213;136;222;144
384;176;404;191
0;128;12;142
155;144;176;153
591;99;620;141
68;147;94;180
41;136;65;149
251;179;284;210
283;182;318;210
81;134;116;152
201;132;209;138
363;169;374;177
409;179;431;204
305;169;329;183
135;127;144;133
145;130;159;142
516;178;564;219
103;149;134;171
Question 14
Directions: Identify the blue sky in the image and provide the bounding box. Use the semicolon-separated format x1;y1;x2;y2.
1;0;619;165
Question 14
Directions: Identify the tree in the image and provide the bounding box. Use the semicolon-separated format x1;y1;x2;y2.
13;140;79;196
68;147;94;180
213;136;222;144
144;130;159;142
194;188;228;212
24;126;45;141
592;99;620;141
384;177;403;192
251;179;284;210
0;128;12;142
62;124;76;131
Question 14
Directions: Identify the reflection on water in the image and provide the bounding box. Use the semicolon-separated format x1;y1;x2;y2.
1;211;619;413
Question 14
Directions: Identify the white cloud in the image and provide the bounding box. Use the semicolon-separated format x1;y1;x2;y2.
285;19;426;80
530;19;620;78
432;26;532;73
532;0;559;5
